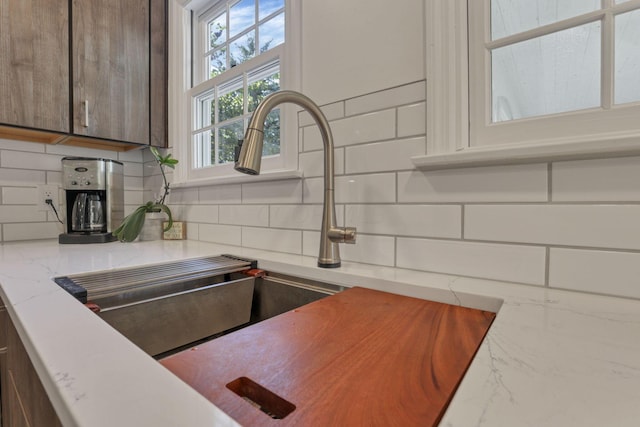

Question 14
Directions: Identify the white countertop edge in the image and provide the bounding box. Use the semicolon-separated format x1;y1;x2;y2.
0;240;639;426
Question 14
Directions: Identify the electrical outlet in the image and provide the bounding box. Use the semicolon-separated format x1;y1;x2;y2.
37;185;60;212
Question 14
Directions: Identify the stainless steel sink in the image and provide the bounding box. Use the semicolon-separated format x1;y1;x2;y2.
54;255;345;357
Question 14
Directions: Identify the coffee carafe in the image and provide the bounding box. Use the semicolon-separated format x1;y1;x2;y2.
59;157;124;244
71;193;106;232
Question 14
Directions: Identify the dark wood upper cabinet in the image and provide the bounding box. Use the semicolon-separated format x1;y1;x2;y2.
0;0;70;134
72;0;150;145
0;0;167;149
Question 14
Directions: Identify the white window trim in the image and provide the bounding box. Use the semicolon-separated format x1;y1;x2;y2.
168;0;301;187
416;0;640;171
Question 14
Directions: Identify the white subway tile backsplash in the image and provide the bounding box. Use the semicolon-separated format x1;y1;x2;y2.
0;139;45;152
123;162;144;177
124;176;143;191
186;223;199;240
552;156;640;202
337;173;396;203
346;205;461;238
549;248;640;299
341;234;396;266
303;109;396;151
397;102;426;138
1;151;64;171
199;184;242;204
2;187;37;205
466;205;640;250
124;190;144;207
270;205;323;230
219;205;269;227
299;148;345;178
167;187;199;205
298;101;345;127
199;223;241;246
397;237;546;285
345;137;424;174
302;178;323;204
0;169;44;186
242;180;302;204
0;206;46;223
242;226;301;254
3;222;61;241
117;149;145;163
345;81;425;116
180;205;218;224
303;174;396;204
398;164;548;203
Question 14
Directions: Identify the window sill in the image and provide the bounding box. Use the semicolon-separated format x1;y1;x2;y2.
412;135;640;170
172;168;303;188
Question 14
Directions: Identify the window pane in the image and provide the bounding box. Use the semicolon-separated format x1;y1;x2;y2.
209;48;227;78
491;21;601;122
217;120;245;164
229;0;255;39
259;0;284;20
262;109;280;156
208;13;227;49
218;79;244;122
196;91;214;129
229;30;256;67
615;9;640;105
259;13;284;53
194;130;212;168
491;0;600;40
248;71;280;112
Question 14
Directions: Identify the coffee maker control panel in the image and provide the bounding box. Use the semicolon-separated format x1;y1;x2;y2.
62;159;106;191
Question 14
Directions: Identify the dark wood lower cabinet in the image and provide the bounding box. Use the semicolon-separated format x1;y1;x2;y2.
0;304;62;427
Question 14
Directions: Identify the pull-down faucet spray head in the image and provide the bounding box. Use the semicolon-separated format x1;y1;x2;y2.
234;127;263;175
235;90;356;268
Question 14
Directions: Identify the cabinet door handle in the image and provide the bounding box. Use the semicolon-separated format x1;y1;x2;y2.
83;100;89;127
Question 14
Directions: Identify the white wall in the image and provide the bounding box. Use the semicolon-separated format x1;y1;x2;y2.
301;0;425;105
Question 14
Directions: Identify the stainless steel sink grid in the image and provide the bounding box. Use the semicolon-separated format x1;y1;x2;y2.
54;255;346;358
54;255;257;356
55;254;255;305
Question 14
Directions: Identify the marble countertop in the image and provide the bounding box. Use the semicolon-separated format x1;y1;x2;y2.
0;239;638;426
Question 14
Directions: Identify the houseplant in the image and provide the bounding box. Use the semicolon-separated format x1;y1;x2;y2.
112;147;178;242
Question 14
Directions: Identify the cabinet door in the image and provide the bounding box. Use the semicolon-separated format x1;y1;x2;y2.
150;0;167;148
72;0;150;145
6;316;62;427
0;0;69;133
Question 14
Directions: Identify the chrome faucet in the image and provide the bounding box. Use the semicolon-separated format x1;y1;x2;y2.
235;90;356;268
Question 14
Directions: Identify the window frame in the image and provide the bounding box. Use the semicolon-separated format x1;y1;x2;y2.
169;0;301;186
416;0;640;171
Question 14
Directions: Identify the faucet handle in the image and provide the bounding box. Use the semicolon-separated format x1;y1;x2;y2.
328;227;357;244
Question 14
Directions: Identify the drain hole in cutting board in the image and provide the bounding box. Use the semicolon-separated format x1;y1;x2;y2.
226;377;296;419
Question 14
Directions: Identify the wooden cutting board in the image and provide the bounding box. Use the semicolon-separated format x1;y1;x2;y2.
160;286;495;426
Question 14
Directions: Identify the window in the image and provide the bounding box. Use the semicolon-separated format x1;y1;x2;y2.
469;0;640;147
419;0;640;170
176;0;299;183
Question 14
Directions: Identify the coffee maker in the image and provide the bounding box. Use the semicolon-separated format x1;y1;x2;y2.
59;157;124;244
